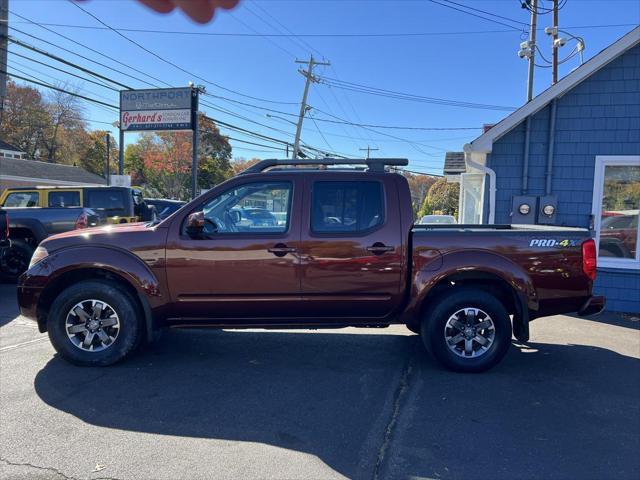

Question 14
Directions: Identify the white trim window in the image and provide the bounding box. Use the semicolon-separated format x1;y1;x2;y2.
592;156;640;270
459;173;485;224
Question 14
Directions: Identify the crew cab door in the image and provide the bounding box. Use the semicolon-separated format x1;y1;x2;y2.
299;174;405;319
165;174;303;321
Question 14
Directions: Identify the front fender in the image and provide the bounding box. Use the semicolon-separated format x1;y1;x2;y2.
24;245;162;299
19;245;166;338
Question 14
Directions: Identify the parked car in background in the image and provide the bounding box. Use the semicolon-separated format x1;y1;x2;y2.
18;158;604;372
0;208;9;261
418;214;457;225
229;207;278;228
599;213;638;259
0;186;156;224
0;205;100;280
145;198;186;220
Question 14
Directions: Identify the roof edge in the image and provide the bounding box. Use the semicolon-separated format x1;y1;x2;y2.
468;26;640;154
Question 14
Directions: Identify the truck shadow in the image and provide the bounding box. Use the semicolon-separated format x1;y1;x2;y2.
33;329;640;480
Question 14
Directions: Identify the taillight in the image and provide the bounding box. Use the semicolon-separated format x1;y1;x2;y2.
75;211;88;229
582;239;597;281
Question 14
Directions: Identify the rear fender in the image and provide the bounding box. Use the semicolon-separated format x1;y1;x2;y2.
8;218;47;244
404;250;536;337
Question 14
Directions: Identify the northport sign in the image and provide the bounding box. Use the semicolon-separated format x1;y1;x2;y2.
116;86;202;199
119;87;196;131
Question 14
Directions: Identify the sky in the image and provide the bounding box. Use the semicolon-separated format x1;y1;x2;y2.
6;0;640;175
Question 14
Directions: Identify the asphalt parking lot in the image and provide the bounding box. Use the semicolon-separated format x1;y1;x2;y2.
0;283;638;480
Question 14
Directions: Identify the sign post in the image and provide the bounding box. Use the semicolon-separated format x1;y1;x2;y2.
191;88;200;200
118;87;198;197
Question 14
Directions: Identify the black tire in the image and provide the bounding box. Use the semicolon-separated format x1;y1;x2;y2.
47;280;142;366
0;239;34;282
421;287;512;373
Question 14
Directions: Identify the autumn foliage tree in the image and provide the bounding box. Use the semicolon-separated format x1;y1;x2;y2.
419;178;460;218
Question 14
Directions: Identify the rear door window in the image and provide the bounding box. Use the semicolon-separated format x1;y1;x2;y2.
86;190;127;213
311;181;385;234
3;191;39;207
48;190;81;208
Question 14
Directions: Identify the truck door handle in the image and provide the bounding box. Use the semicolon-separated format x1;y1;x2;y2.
366;243;395;255
268;243;297;257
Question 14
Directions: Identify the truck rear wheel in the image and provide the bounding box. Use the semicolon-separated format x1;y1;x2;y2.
421;288;512;372
47;280;142;366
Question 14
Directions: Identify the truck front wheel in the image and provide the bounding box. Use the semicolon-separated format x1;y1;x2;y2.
421;288;512;372
47;280;142;366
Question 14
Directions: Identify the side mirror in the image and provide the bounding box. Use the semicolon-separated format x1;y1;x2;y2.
186;211;205;237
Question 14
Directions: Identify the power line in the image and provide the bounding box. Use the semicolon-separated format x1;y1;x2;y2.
10;11;172;89
69;0;299;105
7;32;341;158
425;0;526;31
3;70;118;109
4;47;119;91
319;76;517;111
8;35;131;89
8;21;632;37
438;0;529;27
9;27;156;88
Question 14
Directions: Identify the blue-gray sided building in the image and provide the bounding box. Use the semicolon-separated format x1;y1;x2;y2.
460;27;639;313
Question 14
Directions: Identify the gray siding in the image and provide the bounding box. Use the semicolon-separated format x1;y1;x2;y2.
486;44;640;313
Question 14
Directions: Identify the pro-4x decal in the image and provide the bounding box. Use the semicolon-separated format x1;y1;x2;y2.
529;238;580;248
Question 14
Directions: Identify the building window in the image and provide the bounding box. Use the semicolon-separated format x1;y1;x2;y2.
592;156;640;270
459;173;485;224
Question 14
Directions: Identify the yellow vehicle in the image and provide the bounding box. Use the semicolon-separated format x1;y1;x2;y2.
0;186;154;224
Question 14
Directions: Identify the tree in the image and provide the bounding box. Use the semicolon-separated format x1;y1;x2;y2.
41;86;86;163
419;178;460;218
124;133;155;186
78;131;118;177
143;132;193;199
197;115;232;190
230;157;261;176
128;115;233;199
405;173;437;217
0;80;50;158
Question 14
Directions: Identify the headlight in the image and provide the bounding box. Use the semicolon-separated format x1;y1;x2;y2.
518;203;531;215
29;246;48;269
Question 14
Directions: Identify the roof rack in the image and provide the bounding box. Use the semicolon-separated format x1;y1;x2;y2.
241;158;409;175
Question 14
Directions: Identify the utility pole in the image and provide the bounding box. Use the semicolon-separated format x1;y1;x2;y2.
105;132;111;186
0;0;8;127
359;146;379;159
526;0;538;102
293;55;330;160
552;0;559;84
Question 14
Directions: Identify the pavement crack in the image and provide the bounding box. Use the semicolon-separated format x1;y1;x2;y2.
372;344;418;480
0;457;123;480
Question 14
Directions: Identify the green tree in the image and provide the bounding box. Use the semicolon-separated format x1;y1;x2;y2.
0;80;51;158
419;178;460;218
197;115;232;190
77;130;118;177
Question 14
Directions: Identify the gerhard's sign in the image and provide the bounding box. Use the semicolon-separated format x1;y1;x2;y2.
119;87;195;131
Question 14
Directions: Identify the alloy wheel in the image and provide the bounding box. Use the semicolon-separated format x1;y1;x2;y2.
444;307;496;358
65;299;120;352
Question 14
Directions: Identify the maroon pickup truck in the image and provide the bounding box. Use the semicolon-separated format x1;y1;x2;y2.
17;159;604;372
